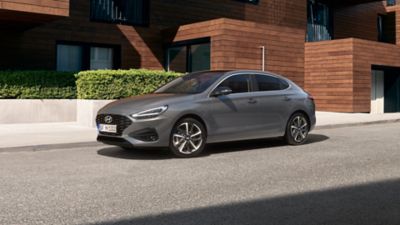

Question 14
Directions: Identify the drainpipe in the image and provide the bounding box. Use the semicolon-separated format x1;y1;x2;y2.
259;46;266;71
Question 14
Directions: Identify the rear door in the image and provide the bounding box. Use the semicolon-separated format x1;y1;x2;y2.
250;74;293;136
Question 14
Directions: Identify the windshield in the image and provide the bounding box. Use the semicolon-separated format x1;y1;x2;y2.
155;71;224;94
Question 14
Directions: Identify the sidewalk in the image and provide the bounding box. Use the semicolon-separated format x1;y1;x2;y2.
1;112;400;151
0;122;98;150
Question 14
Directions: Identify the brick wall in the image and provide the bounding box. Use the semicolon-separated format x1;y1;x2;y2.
305;38;400;112
0;0;306;71
0;0;69;16
334;1;391;41
168;18;306;86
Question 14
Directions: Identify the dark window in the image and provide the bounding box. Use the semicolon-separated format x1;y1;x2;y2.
306;0;333;42
387;0;396;6
219;75;251;94
254;75;288;92
56;42;120;72
378;13;396;44
156;71;224;94
235;0;259;4
166;38;210;73
90;0;149;26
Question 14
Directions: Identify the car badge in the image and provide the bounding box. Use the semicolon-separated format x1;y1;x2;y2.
104;115;113;124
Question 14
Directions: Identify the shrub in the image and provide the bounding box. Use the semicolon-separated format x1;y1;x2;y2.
0;71;76;99
75;69;182;99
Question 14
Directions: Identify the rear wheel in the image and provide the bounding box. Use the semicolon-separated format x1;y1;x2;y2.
285;113;310;145
169;118;206;158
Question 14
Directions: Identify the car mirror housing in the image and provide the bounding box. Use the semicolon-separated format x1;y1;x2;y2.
211;86;233;97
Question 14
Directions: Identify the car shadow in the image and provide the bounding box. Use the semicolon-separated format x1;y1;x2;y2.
84;178;400;225
97;134;329;160
206;134;329;155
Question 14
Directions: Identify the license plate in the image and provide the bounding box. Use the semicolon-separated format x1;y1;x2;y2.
99;124;117;133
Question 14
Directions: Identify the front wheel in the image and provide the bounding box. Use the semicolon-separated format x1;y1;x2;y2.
285;113;310;145
169;118;207;158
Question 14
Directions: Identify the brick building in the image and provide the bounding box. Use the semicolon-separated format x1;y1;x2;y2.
0;0;399;113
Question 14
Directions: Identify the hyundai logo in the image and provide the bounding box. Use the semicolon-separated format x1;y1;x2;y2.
104;115;113;124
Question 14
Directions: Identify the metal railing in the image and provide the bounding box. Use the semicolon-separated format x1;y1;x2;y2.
306;23;332;42
90;0;148;25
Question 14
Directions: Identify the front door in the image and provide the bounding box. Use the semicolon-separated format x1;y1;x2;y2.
205;74;259;142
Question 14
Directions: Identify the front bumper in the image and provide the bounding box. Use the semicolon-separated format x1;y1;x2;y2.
96;114;173;148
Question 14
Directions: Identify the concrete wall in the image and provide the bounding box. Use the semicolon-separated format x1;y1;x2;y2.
0;99;114;127
0;100;77;124
77;100;114;127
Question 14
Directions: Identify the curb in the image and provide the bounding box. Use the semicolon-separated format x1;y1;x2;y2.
314;118;400;130
1;119;399;153
0;141;103;153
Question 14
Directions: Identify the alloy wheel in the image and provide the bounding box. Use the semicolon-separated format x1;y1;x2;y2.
290;116;309;143
172;122;204;155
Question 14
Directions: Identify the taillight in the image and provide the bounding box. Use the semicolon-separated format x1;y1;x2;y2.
305;91;314;101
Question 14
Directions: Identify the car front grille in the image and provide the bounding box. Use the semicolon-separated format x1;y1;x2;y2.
96;114;132;136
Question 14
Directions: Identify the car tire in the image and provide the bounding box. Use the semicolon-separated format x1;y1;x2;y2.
169;118;207;158
284;112;310;145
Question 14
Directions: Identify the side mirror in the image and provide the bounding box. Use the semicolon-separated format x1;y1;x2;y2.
211;86;233;97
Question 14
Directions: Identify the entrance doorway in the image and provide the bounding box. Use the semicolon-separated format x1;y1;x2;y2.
371;70;384;114
371;67;400;113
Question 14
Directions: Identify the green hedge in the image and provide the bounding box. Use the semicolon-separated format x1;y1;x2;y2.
0;71;76;99
75;69;182;99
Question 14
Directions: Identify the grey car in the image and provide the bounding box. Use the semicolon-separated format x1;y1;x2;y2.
96;70;316;157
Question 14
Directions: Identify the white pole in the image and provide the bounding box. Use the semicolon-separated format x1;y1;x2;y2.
259;46;265;71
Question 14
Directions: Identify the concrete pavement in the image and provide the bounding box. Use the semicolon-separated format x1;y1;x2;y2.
0;111;400;151
0;123;399;225
0;122;98;150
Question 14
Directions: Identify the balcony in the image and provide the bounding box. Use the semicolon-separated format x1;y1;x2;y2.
90;0;149;26
0;0;69;26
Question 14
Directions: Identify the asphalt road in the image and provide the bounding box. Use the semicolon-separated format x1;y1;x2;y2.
0;123;400;225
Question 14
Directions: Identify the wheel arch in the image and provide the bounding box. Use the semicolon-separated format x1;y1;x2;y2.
288;110;311;126
174;113;208;135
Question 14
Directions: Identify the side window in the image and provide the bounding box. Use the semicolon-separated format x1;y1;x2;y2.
218;75;251;94
280;79;290;90
255;75;288;91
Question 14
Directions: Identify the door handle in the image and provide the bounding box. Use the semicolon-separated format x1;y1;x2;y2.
248;98;257;104
284;96;292;101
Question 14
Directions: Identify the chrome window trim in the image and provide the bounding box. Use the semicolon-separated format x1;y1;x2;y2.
208;72;291;97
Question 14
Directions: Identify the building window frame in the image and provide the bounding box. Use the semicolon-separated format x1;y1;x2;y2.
387;0;396;6
165;37;211;73
56;41;121;72
89;0;150;26
306;0;334;42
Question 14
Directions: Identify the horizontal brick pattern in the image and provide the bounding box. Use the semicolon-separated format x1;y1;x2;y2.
169;18;306;86
0;0;307;71
0;0;69;16
305;38;400;112
305;39;355;112
334;1;395;42
353;39;400;112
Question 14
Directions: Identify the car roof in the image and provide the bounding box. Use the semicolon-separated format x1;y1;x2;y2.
190;70;289;81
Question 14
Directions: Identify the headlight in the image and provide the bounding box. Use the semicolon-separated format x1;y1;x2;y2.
131;106;168;120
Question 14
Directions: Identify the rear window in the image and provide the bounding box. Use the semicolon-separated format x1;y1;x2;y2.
254;75;289;91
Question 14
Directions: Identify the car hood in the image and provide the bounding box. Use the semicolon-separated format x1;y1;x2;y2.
98;93;196;115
